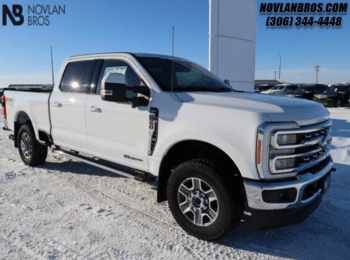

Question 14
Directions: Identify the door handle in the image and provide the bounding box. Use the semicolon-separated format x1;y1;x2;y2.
54;102;62;107
89;106;101;113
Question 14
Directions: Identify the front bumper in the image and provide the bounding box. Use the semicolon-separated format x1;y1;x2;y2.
244;157;333;230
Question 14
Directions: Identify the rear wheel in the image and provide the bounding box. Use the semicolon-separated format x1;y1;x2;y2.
167;159;244;240
18;124;47;166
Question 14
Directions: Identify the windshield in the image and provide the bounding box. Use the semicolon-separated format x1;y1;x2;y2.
137;57;233;92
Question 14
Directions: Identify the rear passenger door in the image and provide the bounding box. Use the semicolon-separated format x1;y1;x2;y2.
50;60;98;153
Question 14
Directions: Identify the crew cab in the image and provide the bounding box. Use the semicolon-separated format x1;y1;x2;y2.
2;53;334;240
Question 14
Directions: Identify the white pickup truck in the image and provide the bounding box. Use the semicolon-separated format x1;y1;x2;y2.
2;53;334;240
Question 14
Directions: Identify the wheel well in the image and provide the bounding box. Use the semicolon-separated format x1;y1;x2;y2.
157;140;243;203
14;112;32;148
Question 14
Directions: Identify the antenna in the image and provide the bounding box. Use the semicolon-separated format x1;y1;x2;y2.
51;46;55;86
171;26;174;92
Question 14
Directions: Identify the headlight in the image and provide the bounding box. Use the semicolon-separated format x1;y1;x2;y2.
257;122;300;180
257;120;332;180
277;134;297;145
275;158;297;170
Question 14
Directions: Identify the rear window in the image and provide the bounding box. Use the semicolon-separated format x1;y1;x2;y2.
60;60;97;93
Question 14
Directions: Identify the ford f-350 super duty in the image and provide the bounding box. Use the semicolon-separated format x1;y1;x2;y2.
2;53;334;240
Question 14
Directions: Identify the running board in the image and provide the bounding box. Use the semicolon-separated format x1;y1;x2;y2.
51;149;156;183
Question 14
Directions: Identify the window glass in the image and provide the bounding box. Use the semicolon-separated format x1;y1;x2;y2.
96;60;142;98
60;61;97;93
137;57;232;92
285;85;298;91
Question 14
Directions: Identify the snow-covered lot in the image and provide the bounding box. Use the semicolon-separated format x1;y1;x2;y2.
0;108;349;260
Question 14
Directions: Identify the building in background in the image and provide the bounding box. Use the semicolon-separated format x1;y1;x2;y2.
209;0;257;92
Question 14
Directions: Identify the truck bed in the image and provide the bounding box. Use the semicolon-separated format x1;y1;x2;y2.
4;89;52;139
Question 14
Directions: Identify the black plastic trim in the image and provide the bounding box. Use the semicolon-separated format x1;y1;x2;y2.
251;194;322;230
90;59;104;94
149;107;159;156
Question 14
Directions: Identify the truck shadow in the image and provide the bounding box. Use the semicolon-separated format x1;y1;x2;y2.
215;162;350;260
37;159;159;189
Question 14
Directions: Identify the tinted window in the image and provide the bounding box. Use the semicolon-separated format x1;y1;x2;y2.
137;57;232;92
60;61;97;93
285;85;298;91
96;60;143;98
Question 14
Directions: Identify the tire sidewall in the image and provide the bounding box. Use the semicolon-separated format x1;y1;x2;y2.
18;125;37;165
167;162;237;240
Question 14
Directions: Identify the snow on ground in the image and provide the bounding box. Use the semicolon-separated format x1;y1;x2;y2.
0;108;349;260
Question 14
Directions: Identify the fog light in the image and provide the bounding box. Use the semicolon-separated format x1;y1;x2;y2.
262;188;297;203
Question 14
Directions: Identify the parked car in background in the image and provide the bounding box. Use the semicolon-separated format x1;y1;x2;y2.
313;84;350;107
254;84;275;93
260;84;289;94
283;84;329;100
272;84;300;96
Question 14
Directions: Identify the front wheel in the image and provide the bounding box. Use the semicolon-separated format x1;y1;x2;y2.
167;159;244;240
18;124;47;166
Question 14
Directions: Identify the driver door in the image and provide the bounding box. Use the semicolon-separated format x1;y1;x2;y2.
85;59;151;171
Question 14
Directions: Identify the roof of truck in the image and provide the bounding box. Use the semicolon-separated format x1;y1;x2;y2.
68;52;187;61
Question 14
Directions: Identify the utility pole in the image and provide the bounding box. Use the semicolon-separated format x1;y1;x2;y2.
277;52;282;81
315;65;321;84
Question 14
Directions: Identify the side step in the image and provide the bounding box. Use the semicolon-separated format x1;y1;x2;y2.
52;148;157;183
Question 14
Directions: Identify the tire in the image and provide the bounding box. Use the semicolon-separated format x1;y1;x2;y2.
167;159;244;241
336;99;342;108
18;124;47;166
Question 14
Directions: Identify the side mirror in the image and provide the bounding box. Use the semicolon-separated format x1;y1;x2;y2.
224;79;231;87
101;73;127;102
101;72;150;108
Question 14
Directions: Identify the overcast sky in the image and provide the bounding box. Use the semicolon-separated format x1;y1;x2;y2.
0;0;349;88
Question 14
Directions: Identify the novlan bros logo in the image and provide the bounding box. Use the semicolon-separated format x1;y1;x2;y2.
2;5;24;26
2;4;66;26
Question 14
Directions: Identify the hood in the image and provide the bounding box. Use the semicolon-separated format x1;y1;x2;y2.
175;91;330;126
